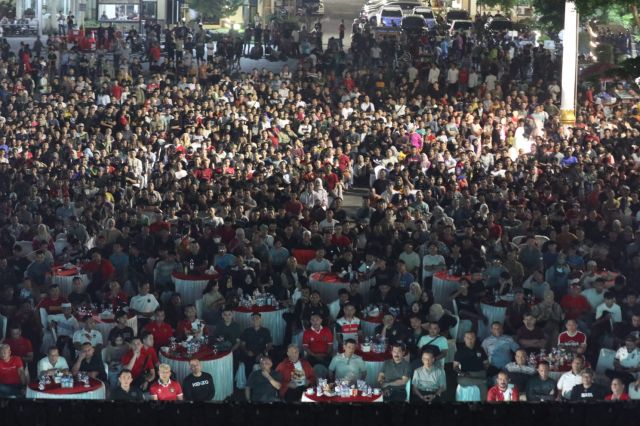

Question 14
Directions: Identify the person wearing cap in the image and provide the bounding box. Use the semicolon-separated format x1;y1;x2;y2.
47;302;80;358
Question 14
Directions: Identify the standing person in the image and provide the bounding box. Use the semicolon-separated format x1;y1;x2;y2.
338;20;345;49
57;12;66;36
150;364;184;401
245;354;282;402
182;359;215;401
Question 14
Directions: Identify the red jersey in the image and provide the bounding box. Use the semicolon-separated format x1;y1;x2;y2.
143;321;175;349
175;319;208;341
4;337;33;358
605;393;630;401
37;296;68;315
560;295;591;320
121;347;157;380
275;358;316;398
558;331;586;351
0;356;23;385
487;385;520;402
150;380;183;401
303;326;334;355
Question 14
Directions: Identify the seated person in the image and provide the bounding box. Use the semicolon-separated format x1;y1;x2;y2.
71;342;107;382
302;313;334;367
182;359;215;401
275;344;316;402
328;339;366;384
487;371;520;402
557;319;587;355
516;313;546;354
107;310;135;343
37;347;69;376
111;369;144;401
142;307;175;350
605;378;630;401
238;313;273;380
569;368;607;401
121;336;157;391
245;354;282;402
0;343;27;397
373;311;406;344
605;335;640;387
411;349;446;403
504;349;536;393
175;304;207;341
526;361;557;401
377;343;411;401
150;363;184;401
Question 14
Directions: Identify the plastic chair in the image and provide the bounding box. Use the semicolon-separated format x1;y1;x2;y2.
595;348;616;375
0;313;6;341
195;298;204;319
455;384;481;402
39;308;49;331
405;379;411;402
512;236;526;246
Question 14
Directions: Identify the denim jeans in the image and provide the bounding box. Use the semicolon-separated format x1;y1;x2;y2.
0;383;22;397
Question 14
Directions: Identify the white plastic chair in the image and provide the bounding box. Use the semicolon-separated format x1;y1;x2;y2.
512;236;526;246
455;384;481;402
195;298;204;319
0;313;6;341
595;348;616;375
405;379;411;402
452;301;473;343
39;308;49;331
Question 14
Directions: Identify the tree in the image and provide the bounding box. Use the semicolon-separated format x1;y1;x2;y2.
531;0;640;31
189;0;244;20
477;0;520;11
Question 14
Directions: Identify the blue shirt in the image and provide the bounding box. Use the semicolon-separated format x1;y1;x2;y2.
481;335;519;369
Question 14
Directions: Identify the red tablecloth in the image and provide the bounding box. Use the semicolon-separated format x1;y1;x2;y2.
172;272;218;281
355;348;392;362
310;272;343;283
303;392;382;403
363;315;383;324
52;267;81;277
234;305;278;313
28;378;102;395
433;271;481;282
292;249;316;266
160;347;230;362
481;299;541;308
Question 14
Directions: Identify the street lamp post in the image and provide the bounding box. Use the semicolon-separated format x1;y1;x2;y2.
560;1;578;126
36;0;43;37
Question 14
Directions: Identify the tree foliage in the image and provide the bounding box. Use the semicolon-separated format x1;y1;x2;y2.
189;0;244;19
530;0;640;31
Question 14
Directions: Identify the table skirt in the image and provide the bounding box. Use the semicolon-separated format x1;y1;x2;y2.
234;308;287;346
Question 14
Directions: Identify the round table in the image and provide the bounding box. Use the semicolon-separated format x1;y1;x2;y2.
172;272;219;305
301;390;383;403
355;349;392;387
233;305;287;346
26;378;106;400
309;273;375;304
159;348;233;401
52;267;89;297
360;315;383;337
432;272;483;307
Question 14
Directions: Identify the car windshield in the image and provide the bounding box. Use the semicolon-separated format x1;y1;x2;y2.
489;20;512;30
453;22;472;30
382;10;403;17
403;17;425;28
417;11;434;19
447;11;469;20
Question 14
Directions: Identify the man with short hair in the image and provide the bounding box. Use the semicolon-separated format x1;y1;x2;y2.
516;313;546;354
328;339;366;384
3;324;33;366
72;317;104;351
245;354;282;402
111;369;144;400
302;313;333;366
526;361;556;401
417;322;448;369
377;343;410;401
275;344;316;401
454;330;489;399
335;302;361;345
150;363;184;401
239;313;273;379
67;276;92;308
606;335;640;386
504;348;536;393
142;307;174;350
121;336;156;390
37;347;69;376
0;343;27;397
107;310;135;343
129;282;160;330
48;302;80;358
557;356;585;399
557;318;587;355
71;342;107;382
182;358;215;401
487;371;520;402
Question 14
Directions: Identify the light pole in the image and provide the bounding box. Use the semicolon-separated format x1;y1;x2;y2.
560;1;578;126
36;0;43;37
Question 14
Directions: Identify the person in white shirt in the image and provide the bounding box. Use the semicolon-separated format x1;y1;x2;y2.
557;356;585;399
422;243;446;287
606;336;640;386
595;292;622;324
72;317;104;351
427;64;440;85
446;64;459;96
306;248;332;274
484;73;497;91
37;347;69;376
581;279;607;309
468;69;480;90
129;282;160;329
47;303;80;357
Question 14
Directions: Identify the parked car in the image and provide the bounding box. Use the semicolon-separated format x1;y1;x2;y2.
448;19;473;36
445;9;470;24
484;15;513;32
377;5;403;27
412;6;437;32
401;15;428;36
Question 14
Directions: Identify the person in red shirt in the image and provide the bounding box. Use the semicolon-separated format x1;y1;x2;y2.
175;305;207;341
150;363;183;401
121;336;156;391
0;343;26;397
36;284;67;315
302;313;333;367
105;280;129;311
275;344;316;401
560;284;592;320
557;319;587;355
83;252;116;301
143;308;174;350
3;324;34;367
605;378;630;401
487;371;520;402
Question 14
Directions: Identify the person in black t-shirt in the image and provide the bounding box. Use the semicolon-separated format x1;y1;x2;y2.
107;310;135;343
71;342;107;382
238;313;273;379
182;359;215;401
111;369;144;401
570;368;607;401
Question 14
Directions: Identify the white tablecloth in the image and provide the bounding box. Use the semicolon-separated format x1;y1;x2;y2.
172;273;215;305
90;315;138;343
25;381;106;399
309;273;375;304
363;359;387;387
234;307;287;346
52;272;89;297
480;303;507;325
432;272;461;306
159;350;233;401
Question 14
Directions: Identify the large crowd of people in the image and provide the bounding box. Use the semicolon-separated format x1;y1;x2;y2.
0;12;639;404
